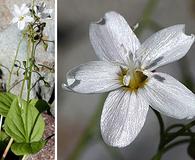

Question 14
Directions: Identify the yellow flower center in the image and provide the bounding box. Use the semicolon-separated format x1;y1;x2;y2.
19;16;24;21
120;69;148;91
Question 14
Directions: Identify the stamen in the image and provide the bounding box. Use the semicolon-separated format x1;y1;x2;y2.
123;74;131;86
19;16;24;21
121;70;148;91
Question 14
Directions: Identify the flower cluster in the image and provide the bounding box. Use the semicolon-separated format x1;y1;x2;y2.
11;3;52;30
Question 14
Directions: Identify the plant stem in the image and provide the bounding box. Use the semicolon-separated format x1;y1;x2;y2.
22;155;27;160
19;38;32;98
7;38;23;91
151;120;195;159
0;116;3;132
151;139;190;160
165;120;195;144
165;124;185;132
1;37;25;160
1;138;13;160
26;40;36;103
151;108;165;149
8;79;24;92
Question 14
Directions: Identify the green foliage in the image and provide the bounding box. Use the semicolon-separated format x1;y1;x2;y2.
30;99;50;113
0;131;9;150
11;141;46;155
4;97;45;155
0;92;16;117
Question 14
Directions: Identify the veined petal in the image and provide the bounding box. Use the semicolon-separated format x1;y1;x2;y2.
101;89;149;147
137;24;194;71
89;11;140;65
142;72;195;119
63;61;122;93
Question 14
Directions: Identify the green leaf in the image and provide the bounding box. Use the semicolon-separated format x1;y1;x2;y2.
0;131;9;150
0;92;16;117
11;141;46;155
30;99;50;113
4;97;45;143
0;131;9;141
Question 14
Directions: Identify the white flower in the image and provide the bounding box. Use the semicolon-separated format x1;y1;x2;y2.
34;2;53;19
12;4;33;30
63;11;195;147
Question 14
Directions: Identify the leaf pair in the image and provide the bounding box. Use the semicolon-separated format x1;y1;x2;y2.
3;96;46;155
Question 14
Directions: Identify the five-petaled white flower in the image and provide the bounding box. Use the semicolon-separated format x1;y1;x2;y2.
34;2;53;19
63;11;195;147
12;4;33;30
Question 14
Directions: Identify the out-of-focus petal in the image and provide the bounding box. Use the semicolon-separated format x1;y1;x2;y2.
14;4;21;16
17;21;25;30
20;4;29;15
11;17;19;24
24;16;33;23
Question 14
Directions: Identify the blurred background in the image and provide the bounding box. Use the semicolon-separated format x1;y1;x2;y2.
57;0;195;159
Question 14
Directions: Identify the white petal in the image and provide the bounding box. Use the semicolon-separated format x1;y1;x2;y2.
45;9;53;14
101;89;149;147
89;11;140;65
24;16;33;23
63;61;122;93
137;24;195;70
17;21;25;30
142;72;195;119
11;17;19;24
13;4;21;16
20;4;29;15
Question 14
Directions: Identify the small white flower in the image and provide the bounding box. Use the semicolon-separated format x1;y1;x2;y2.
12;4;33;30
63;12;195;147
34;2;53;19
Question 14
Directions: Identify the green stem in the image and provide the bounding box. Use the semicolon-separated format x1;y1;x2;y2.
164;139;190;152
26;38;37;103
165;120;195;144
151;108;165;149
151;139;190;160
20;78;26;98
22;155;27;160
8;79;24;92
0;116;3;132
7;38;23;91
151;120;195;159
1;138;14;160
19;38;32;98
165;124;185;132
